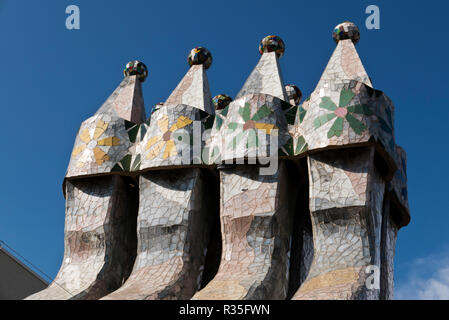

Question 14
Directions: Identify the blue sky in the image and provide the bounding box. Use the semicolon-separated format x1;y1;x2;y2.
0;0;448;299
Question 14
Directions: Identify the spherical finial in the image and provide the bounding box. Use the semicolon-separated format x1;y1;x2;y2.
213;94;233;110
188;47;213;70
124;60;148;82
285;84;302;106
332;21;360;45
259;35;285;58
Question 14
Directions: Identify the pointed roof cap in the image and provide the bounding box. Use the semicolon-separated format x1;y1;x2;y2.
236;35;288;101
165;47;214;114
95;60;147;124
316;22;372;89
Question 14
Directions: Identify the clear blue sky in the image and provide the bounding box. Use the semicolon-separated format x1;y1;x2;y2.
1;0;448;299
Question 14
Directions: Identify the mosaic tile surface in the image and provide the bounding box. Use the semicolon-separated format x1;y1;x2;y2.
100;48;218;299
66;74;146;178
26;176;138;300
135;50;215;169
316;38;371;89
165;64;214;114
236;51;288;101
33;22;411;301
288;27;379;167
138;104;210;169
292;81;397;165
206;93;291;164
102;169;215;300
95;74;146;124
293;147;384;300
193;162;294;300
380;192;398;300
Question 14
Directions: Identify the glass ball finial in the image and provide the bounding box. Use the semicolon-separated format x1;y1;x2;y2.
332;21;360;45
213;94;233;110
259;35;285;58
188;47;213;70
124;60;148;82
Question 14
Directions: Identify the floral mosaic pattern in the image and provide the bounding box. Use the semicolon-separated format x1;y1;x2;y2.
111;121;149;172
72;119;121;166
145;114;193;160
227;102;278;150
206;93;291;163
285;98;309;156
314;88;373;139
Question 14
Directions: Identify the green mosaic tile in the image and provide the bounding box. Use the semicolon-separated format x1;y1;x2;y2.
320;97;337;111
251;104;273;121
346;104;373;116
131;154;141;171
339;88;356;107
228;131;246;150
246;130;258;148
314;113;336;128
220;105;230;117
239;103;251;122
345;114;367;135
214;115;223;130
298;105;307;123
127;125;139;143
328;117;344;138
228;122;242;131
285;106;297;125
120;154;132;171
295;135;308;154
280;137;294;156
